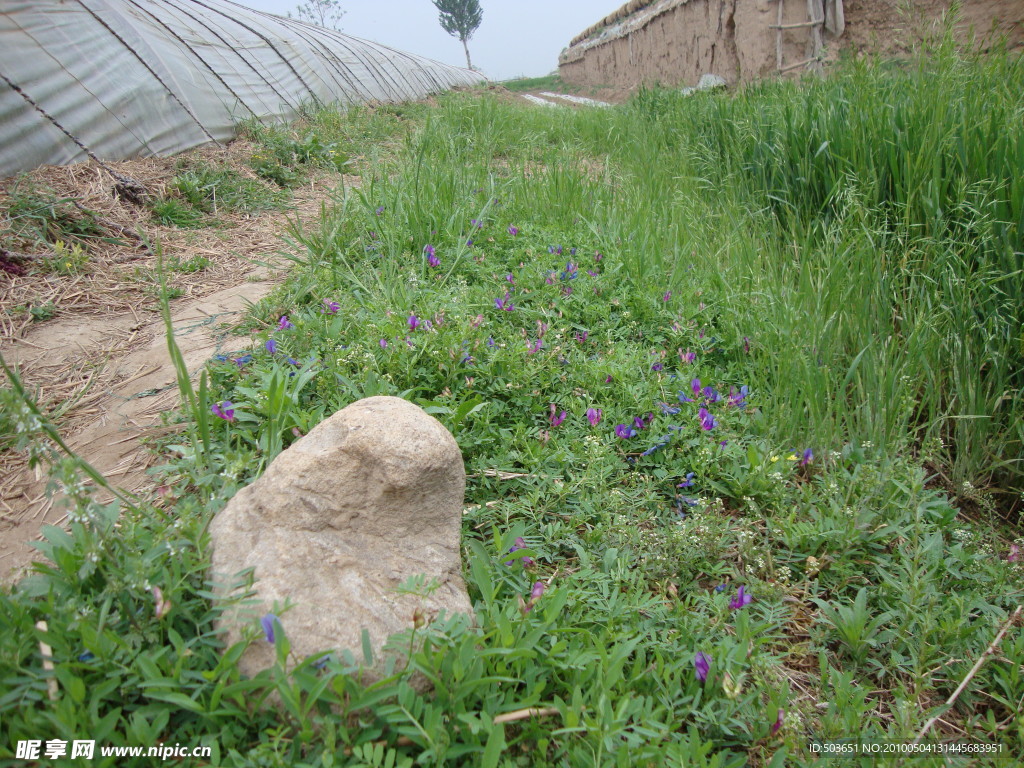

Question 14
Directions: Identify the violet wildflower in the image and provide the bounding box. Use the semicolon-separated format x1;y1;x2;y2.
641;436;671;456
548;245;563;256
211;401;235;421
677;472;695;488
152;586;172;619
586;407;602;426
470;218;483;229
561;262;578;280
702;386;721;403
633;416;646;430
663;291;671;302
530;581;545;600
408;314;420;331
729;585;753;611
261;613;279;643
471;314;485;328
615;424;637;439
375;205;384;215
527;339;543;355
658;402;680;415
679;349;696;364
771;709;785;736
549;404;567;427
508;225;519;236
800;448;813;467
495;292;514;311
714;583;728;593
698;408;717;431
379;338;388;349
504;537;534;567
678;391;694;403
574;330;589;344
570;247;577;256
727;385;748;407
506;273;515;285
1008;544;1020;563
536;320;548;337
743;336;750;353
265;338;277;354
278;315;294;331
651;362;663;372
233;354;252;367
604;374;613;384
691;378;702;397
322;300;340;314
694;652;712;682
587;269;599;277
594;251;603;261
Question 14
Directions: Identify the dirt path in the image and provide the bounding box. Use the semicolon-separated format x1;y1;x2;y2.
0;147;356;583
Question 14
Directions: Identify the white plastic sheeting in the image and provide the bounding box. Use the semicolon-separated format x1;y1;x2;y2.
0;0;485;177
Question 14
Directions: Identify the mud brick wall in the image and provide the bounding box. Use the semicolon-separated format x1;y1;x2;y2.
559;0;1023;90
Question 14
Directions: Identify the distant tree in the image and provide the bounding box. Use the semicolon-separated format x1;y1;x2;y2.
290;0;344;31
431;0;483;70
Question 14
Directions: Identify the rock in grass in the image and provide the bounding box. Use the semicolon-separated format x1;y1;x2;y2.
209;396;472;686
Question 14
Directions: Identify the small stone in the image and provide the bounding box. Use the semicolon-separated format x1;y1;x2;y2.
209;396;472;686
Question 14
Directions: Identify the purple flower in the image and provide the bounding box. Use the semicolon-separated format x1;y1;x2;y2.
694;652;712;682
604;374;613;384
678;391;694;403
800;448;813;467
587;269;599;277
679;349;696;364
261;613;279;643
527;339;543;355
530;581;546;600
663;291;671;302
536;321;548;337
702;386;721;403
408;314;420;331
771;709;785;736
615;424;637;439
677;472;695;488
651;362;663;372
1009;543;1020;562
232;354;252;367
504;537;534;567
379;338;388;349
152;586;172;619
265;338;277;354
278;315;294;331
549;404;566;427
641;436;671;456
633;416;646;431
508;225;519;236
322;300;340;314
211;401;235;421
425;245;439;267
561;262;578;281
548;245;563;256
743;336;750;353
727;385;748;407
691;378;702;397
506;273;515;285
495;292;515;311
574;330;589;344
729;585;753;611
698;408;717;431
375;205;384;215
470;218;483;229
658;402;681;415
586;407;602;426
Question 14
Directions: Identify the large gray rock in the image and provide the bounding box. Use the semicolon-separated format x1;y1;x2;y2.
209;396;471;684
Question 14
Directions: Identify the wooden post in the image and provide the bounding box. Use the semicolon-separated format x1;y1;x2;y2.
776;0;784;71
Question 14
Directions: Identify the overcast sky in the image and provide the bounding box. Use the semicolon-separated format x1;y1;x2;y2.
229;0;627;81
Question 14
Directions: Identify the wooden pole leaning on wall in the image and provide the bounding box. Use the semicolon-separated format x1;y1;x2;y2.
776;0;784;71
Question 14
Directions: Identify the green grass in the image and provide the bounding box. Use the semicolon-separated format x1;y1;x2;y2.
1;44;1022;767
500;74;575;93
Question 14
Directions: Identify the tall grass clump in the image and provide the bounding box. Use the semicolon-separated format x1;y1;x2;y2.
600;43;1023;506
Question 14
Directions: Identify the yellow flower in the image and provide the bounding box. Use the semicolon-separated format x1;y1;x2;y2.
770;455;779;463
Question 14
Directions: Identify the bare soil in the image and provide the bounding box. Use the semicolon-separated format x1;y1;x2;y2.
0;146;358;583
